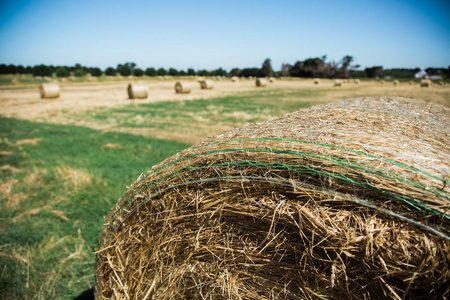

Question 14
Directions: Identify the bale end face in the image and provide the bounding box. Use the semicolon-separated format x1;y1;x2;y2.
200;80;213;90
127;83;148;99
175;82;192;94
40;83;60;99
256;78;267;87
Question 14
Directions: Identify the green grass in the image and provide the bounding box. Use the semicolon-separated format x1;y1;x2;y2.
0;117;190;299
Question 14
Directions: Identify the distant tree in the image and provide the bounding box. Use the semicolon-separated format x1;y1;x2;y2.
340;55;353;78
365;66;383;78
133;68;144;76
157;68;167;76
187;68;196;76
0;64;8;74
73;68;86;77
229;68;240;77
168;68;178;76
32;64;52;77
179;70;186;76
281;63;291;77
55;67;69;77
260;58;273;77
145;67;157;76
241;68;260;77
197;69;208;76
90;67;102;77
17;65;25;74
213;68;227;76
105;67;116;76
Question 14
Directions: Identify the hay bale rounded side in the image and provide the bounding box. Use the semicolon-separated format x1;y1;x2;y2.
231;76;239;82
269;77;275;83
393;80;399;85
200;80;214;90
256;78;267;87
354;79;360;84
40;83;60;99
334;79;342;86
314;78;320;84
175;81;192;94
127;83;148;99
95;98;450;299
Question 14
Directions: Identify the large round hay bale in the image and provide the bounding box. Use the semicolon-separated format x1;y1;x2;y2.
95;98;450;299
421;79;431;87
334;79;342;86
175;81;192;94
231;76;239;82
127;83;148;99
200;80;213;90
256;78;267;87
354;79;360;84
314;78;320;84
40;83;60;99
269;77;275;83
393;80;399;85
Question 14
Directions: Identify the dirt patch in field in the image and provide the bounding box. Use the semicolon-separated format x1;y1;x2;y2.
15;138;43;145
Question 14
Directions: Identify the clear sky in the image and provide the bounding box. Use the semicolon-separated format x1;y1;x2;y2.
0;0;449;71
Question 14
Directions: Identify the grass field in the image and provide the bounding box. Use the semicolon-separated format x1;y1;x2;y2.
0;77;449;299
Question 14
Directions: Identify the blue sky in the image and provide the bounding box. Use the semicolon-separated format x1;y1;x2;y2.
0;0;449;71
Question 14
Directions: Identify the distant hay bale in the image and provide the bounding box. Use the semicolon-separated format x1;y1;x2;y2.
256;78;267;87
334;79;342;86
380;80;385;84
175;81;192;94
409;80;414;85
420;79;430;87
127;83;148;99
196;77;205;83
215;76;221;81
40;83;60;99
200;80;213;90
437;81;444;86
95;97;450;300
354;79;360;84
393;80;399;85
231;76;239;82
314;78;320;84
269;77;275;83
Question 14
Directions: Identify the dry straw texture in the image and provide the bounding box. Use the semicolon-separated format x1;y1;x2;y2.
175;82;192;94
231;76;239;82
334;79;342;87
269;77;275;83
256;78;267;87
200;80;214;90
127;83;148;99
40;83;60;99
95;97;450;300
393;80;399;86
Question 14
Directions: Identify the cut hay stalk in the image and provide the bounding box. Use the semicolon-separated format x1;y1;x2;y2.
40;83;60;99
95;98;450;300
199;80;213;90
256;78;267;87
127;83;148;99
421;79;430;87
175;81;192;94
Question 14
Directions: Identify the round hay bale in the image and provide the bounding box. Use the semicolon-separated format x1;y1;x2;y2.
200;80;213;90
127;83;148;99
231;76;239;82
314;78;320;84
40;83;60;99
175;81;192;94
256;78;267;87
269;77;275;83
95;97;450;299
393;80;399;85
354;79;360;84
334;79;342;86
420;79;430;88
409;80;414;85
196;77;205;83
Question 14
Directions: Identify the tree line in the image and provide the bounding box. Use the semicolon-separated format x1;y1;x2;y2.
0;58;448;79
